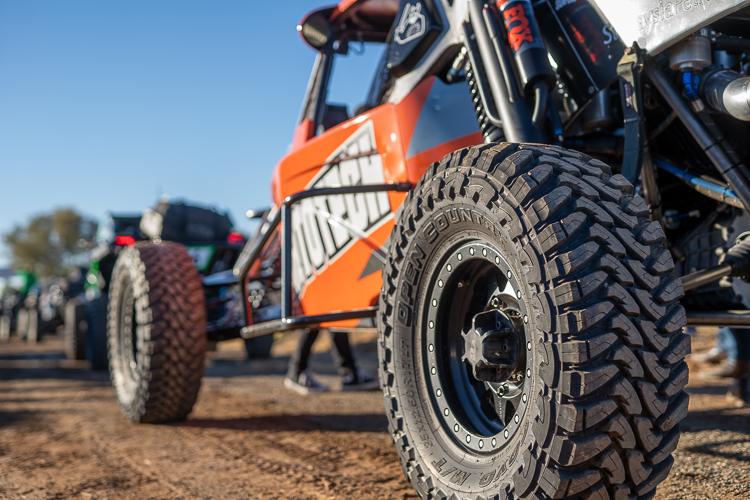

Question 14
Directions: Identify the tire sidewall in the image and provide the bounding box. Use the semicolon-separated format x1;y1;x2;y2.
108;246;150;416
389;178;545;496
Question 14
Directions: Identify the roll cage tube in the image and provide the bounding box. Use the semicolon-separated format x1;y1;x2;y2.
233;182;412;339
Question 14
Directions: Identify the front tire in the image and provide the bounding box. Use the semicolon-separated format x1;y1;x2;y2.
378;143;689;499
108;242;207;423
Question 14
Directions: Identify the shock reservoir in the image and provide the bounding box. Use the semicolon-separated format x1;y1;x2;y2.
497;0;556;92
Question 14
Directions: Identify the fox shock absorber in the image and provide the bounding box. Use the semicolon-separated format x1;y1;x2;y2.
496;0;556;127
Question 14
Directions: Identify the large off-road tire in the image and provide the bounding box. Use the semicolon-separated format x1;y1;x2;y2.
86;295;109;370
108;242;207;423
379;143;689;500
64;299;87;360
25;308;39;344
0;314;10;340
244;334;274;359
16;308;28;339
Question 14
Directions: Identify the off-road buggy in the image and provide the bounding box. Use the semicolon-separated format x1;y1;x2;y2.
107;0;750;498
71;203;259;369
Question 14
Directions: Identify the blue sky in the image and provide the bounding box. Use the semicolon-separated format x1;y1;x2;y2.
0;1;382;268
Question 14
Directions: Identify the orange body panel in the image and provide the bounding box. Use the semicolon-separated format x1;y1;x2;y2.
271;76;482;323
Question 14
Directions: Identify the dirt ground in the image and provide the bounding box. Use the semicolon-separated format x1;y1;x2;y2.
0;327;748;500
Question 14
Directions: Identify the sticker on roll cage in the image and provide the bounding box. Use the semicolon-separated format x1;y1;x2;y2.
290;121;392;296
394;3;426;45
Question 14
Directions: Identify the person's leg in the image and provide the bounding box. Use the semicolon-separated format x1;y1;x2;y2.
728;328;750;406
329;330;357;379
720;327;739;364
694;328;729;364
699;327;738;378
286;327;320;380
733;328;750;363
330;330;380;391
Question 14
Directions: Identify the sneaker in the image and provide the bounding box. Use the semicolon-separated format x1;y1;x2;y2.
284;370;329;395
698;359;737;379
692;347;726;364
341;369;380;392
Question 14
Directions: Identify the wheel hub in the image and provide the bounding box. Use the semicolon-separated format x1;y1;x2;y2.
461;308;523;383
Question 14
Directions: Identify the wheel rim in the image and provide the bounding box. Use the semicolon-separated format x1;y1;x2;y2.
425;241;533;454
117;277;139;380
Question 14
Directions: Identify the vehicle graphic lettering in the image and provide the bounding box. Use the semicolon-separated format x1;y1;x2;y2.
290;121;391;295
503;3;535;51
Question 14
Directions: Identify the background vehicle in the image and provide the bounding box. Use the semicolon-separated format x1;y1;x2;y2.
106;0;750;498
73;202;264;369
72;211;145;369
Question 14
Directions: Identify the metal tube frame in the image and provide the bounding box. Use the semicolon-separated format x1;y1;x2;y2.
233;182;412;339
645;60;750;211
681;263;734;292
686;311;750;328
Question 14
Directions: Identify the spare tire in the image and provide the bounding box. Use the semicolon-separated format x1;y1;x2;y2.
25;309;38;344
379;143;689;500
108;241;206;423
0;314;10;340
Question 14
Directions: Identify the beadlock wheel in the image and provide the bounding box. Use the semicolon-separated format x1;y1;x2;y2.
378;143;690;500
426;240;532;454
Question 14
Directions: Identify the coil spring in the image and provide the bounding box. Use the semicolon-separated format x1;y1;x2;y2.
465;61;502;142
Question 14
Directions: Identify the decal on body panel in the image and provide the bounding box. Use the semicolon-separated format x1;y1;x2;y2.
291;120;392;295
395;3;426;45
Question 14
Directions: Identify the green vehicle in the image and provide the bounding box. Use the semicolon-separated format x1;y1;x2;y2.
63;212;145;368
68;202;269;369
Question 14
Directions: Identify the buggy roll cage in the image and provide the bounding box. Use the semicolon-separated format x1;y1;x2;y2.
233;181;412;340
228;0;750;335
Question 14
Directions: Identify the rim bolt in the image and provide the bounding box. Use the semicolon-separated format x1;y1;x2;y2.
492;438;497;446
523;315;528;324
454;424;460;432
516;290;522;299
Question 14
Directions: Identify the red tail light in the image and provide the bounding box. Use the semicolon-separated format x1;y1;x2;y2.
227;232;244;244
115;236;136;246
